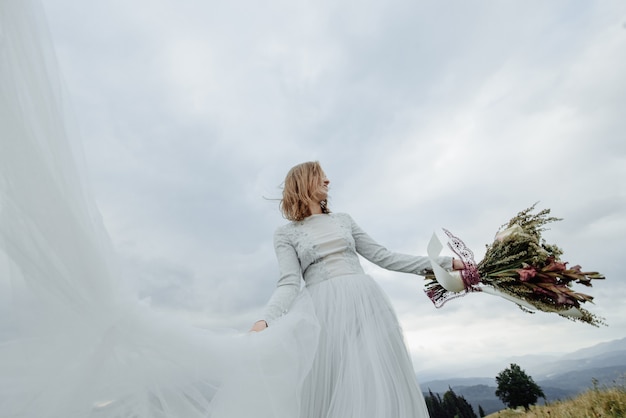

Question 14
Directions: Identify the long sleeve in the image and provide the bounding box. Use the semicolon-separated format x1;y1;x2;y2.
262;227;303;324
348;214;452;275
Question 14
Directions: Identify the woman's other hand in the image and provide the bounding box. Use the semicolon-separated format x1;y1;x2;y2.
249;320;268;332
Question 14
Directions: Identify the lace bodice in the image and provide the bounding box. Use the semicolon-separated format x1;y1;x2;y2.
263;213;453;323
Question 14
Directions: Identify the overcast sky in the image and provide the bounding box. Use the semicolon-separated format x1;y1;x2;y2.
40;0;626;380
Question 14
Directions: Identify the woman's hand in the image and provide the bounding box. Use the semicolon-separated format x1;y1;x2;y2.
249;320;268;332
452;258;465;270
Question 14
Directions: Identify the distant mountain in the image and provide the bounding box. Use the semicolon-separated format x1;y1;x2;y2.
538;365;626;393
563;337;626;360
422;377;496;393
525;338;626;380
421;336;626;416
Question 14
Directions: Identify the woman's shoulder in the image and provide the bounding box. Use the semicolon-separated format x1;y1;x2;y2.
274;219;302;236
274;222;294;234
331;212;353;223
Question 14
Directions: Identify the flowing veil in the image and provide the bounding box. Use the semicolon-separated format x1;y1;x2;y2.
0;1;319;417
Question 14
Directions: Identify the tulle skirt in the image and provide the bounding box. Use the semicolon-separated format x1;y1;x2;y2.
302;274;430;418
1;2;321;416
0;2;429;417
0;286;321;418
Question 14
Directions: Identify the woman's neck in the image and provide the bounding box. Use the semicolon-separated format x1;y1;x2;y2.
308;203;323;215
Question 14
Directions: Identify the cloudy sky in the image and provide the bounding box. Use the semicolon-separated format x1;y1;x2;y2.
39;0;625;380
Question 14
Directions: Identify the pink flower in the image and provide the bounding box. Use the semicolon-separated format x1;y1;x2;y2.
542;258;567;273
517;267;537;281
553;288;576;305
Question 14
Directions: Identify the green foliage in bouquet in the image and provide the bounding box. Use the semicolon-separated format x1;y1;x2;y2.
478;204;605;326
478;205;563;274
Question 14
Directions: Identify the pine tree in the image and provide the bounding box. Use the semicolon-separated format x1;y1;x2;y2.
425;387;478;417
478;404;486;417
442;387;478;418
495;363;545;411
424;389;446;418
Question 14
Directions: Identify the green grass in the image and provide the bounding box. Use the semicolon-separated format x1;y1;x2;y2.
486;386;626;418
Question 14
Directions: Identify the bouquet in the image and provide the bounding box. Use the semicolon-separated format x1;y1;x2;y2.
425;205;605;326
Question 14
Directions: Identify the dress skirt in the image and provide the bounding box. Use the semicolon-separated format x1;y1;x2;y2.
300;274;430;418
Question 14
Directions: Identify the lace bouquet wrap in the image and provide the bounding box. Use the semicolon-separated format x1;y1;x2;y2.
425;205;605;326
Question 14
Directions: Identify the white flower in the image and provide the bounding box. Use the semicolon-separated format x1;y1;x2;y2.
495;224;524;242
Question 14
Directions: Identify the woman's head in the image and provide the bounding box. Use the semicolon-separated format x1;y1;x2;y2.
280;161;330;221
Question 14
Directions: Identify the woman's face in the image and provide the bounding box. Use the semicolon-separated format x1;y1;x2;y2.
313;172;330;202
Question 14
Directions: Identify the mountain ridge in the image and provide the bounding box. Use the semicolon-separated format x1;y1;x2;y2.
421;336;626;415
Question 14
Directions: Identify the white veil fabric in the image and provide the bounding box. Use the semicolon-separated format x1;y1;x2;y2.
0;1;319;417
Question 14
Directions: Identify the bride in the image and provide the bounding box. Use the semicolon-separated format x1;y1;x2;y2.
0;2;462;417
250;161;464;417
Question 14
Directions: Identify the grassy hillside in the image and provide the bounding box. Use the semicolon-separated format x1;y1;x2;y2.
486;386;626;417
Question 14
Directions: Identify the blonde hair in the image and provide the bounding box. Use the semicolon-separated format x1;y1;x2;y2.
280;161;330;221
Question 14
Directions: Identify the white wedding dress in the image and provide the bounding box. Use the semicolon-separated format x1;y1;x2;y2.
267;213;451;418
0;2;446;417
